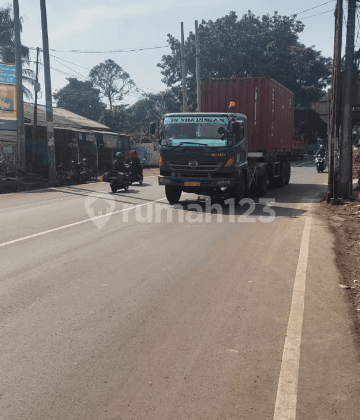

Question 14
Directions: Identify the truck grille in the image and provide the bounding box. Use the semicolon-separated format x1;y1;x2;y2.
167;161;222;172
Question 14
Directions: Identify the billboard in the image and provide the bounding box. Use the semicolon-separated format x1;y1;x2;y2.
0;84;16;120
0;64;16;85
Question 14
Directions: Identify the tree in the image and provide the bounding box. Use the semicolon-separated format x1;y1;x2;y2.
0;5;35;99
101;88;181;134
53;78;105;121
89;59;135;110
158;11;331;109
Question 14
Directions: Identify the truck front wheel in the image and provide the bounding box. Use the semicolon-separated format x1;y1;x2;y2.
257;172;269;196
231;174;246;204
165;185;182;204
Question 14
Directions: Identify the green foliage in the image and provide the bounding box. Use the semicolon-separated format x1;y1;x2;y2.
89;59;135;110
158;11;332;109
0;5;35;99
101;105;129;133
101;88;181;134
53;78;105;121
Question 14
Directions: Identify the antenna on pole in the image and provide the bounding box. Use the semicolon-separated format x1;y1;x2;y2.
180;22;188;112
195;20;201;112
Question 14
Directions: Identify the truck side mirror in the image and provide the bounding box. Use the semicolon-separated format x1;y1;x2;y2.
230;121;241;133
149;122;157;135
231;122;245;140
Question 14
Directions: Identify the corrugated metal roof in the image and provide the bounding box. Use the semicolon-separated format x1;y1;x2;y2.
24;102;111;131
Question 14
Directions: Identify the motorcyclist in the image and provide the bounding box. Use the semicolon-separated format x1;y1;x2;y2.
315;145;326;157
113;152;129;173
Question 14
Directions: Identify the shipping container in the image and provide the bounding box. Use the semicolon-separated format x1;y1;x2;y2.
201;77;294;156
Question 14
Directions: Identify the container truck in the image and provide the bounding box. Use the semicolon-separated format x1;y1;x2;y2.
150;77;294;204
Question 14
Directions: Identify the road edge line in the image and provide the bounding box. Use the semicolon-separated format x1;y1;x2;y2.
273;214;312;420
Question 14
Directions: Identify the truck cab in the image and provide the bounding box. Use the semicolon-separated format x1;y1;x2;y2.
151;112;248;204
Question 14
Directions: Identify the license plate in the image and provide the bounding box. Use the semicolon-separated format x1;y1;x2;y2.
184;181;201;187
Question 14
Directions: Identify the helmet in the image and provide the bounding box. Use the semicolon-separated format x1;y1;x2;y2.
320;145;325;150
115;152;123;158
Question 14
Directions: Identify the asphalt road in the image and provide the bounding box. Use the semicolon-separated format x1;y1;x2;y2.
1;158;359;420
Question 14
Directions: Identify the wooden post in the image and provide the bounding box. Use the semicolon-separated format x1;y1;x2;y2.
32;47;40;170
40;0;57;180
329;0;343;201
339;0;356;198
13;0;26;173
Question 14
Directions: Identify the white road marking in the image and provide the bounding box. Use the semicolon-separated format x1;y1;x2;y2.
273;215;312;420
0;198;167;249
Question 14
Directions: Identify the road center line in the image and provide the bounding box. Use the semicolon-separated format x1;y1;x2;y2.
0;198;167;249
273;214;312;420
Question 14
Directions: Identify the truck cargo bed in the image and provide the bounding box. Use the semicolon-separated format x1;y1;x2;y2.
201;77;294;155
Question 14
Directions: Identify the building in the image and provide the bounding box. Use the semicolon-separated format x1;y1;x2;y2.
0;103;131;175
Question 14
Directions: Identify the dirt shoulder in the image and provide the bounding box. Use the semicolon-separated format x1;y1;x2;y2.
143;167;159;178
315;192;360;323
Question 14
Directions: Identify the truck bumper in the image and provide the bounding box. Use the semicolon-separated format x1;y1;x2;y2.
158;176;236;188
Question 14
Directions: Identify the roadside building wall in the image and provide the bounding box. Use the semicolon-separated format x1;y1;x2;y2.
132;142;159;166
0;130;17;171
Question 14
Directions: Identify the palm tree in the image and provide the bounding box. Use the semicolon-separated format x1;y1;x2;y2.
0;5;35;99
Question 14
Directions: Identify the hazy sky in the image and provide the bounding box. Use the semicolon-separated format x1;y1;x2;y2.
18;0;339;106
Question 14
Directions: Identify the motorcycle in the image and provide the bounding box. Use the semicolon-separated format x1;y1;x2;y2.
71;159;92;183
105;170;130;193
315;155;326;173
56;163;72;184
128;158;144;185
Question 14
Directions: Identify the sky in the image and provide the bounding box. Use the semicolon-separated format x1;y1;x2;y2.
16;0;343;107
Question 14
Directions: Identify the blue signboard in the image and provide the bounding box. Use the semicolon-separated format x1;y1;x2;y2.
0;64;16;85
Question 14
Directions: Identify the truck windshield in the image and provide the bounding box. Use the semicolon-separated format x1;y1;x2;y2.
163;116;229;147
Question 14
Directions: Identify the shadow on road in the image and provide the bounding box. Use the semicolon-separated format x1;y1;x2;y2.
23;183;158;207
176;198;307;219
267;182;327;203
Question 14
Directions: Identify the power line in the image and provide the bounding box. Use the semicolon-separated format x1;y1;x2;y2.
32;54;164;95
50;55;88;80
49;53;93;71
29;45;168;54
295;1;336;16
301;8;335;20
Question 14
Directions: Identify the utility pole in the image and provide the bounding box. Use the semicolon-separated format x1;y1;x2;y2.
13;0;26;173
180;22;188;112
195;20;201;112
40;0;56;181
32;47;40;169
339;0;357;198
329;0;343;202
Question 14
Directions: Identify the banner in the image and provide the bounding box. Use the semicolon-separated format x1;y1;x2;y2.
103;134;118;148
0;84;16;120
0;64;16;85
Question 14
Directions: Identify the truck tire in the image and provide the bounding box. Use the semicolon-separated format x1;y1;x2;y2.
110;180;117;193
231;173;246;204
257;172;269;196
271;161;287;188
165;185;182;204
